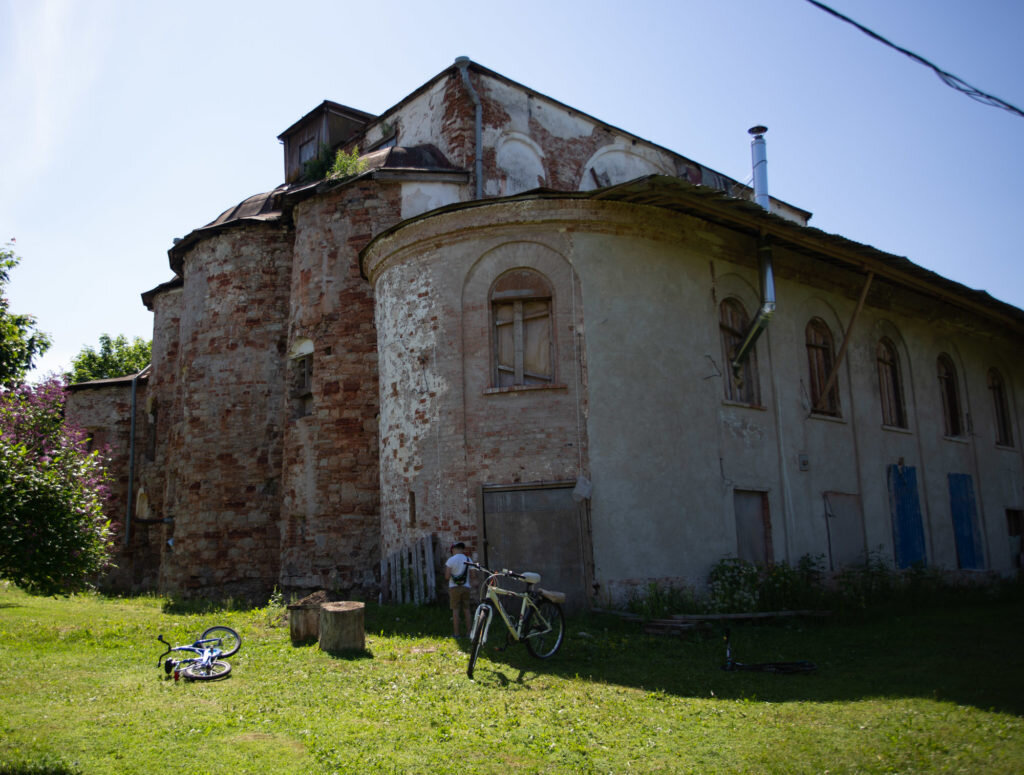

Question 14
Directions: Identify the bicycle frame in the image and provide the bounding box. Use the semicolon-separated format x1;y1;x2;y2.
156;635;222;676
469;568;555;645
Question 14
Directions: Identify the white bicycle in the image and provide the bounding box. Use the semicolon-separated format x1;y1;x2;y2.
464;561;566;679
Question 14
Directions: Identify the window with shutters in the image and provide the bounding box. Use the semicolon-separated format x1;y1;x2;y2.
719;298;761;406
806;317;840;416
491;269;554;388
876;338;907;428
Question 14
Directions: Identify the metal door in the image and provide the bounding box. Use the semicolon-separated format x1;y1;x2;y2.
948;473;984;570
888;464;927;568
482;485;588;612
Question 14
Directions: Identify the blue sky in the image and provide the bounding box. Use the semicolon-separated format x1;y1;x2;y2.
3;0;1022;379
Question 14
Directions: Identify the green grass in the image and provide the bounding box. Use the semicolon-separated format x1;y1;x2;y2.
1;583;1022;774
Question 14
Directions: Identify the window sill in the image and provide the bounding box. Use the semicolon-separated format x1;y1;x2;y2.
721;400;767;411
484;383;568;396
942;435;969;444
881;424;912;435
995;443;1017;451
809;412;846;424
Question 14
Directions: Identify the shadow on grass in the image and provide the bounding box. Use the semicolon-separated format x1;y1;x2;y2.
452;597;1024;717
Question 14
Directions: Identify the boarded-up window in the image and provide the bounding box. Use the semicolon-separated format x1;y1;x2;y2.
877;338;906;428
937;354;962;437
806;318;840;416
734;490;772;565
492;269;553;388
988;368;1014;447
719;298;761;406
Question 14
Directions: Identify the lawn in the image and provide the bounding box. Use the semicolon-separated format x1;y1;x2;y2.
1;582;1022;774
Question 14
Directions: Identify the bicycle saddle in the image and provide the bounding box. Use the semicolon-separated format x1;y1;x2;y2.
522;572;541;585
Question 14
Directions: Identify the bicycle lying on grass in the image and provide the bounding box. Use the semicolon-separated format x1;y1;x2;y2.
464;561;566;679
156;626;241;681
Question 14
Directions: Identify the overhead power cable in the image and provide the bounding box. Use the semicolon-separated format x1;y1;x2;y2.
805;0;1024;120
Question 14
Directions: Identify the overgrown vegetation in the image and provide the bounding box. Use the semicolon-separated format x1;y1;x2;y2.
627;553;1012;620
0;379;113;595
1;583;1022;774
301;144;367;182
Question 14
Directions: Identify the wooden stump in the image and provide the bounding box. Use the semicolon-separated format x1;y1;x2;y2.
287;603;320;645
318;601;365;653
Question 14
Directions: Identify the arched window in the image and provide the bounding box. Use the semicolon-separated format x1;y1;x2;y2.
491;269;553;388
719;298;760;405
988;368;1014;446
806;318;840;416
876;338;906;428
937;354;962;437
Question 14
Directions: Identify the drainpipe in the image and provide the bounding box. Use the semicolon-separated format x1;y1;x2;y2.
124;364;152;546
730;126;776;378
455;56;483;200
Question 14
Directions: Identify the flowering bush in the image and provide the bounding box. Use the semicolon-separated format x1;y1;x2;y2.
0;378;114;594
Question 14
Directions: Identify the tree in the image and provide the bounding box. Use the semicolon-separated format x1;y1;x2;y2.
0;240;51;388
68;333;151;384
0;378;114;595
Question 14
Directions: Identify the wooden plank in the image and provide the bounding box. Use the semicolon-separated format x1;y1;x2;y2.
413;542;424;605
424;535;436;601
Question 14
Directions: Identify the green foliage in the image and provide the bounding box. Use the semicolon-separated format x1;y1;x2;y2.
300;143;333;181
0;378;114;595
328;146;366;179
67;333;150;384
0;241;51;388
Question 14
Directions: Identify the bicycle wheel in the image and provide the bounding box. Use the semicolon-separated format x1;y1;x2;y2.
523;599;564;659
200;626;241;658
467;603;492;679
182;660;231;681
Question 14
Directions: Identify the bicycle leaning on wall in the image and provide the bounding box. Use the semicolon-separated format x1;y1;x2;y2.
464;561;566;679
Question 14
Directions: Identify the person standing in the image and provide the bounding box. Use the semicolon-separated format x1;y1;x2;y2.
445;542;473;638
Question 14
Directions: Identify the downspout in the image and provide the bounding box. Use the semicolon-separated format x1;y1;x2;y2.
124;363;152;546
730;126;775;379
455;56;483;200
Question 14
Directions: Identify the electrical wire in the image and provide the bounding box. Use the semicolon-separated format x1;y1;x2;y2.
805;0;1024;120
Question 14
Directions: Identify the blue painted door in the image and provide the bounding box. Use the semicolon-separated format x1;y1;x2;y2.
888;464;927;568
948;473;984;570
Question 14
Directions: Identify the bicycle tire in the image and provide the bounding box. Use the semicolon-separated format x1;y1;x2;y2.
467;604;492;679
523;599;564;659
182;660;231;681
200;626;241;658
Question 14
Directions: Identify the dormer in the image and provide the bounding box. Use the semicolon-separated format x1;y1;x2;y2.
278;100;377;183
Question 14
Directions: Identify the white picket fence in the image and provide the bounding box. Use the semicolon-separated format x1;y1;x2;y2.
380;535;438;605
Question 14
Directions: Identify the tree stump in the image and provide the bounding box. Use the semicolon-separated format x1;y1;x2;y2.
287;603;320;645
318;601;365;653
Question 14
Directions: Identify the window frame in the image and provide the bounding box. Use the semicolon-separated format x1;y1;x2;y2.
805;317;841;417
490;269;555;389
719;297;761;406
988;367;1014;447
876;337;907;428
937;353;963;437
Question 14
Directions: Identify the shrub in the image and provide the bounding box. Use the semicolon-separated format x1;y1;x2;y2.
0;378;114;595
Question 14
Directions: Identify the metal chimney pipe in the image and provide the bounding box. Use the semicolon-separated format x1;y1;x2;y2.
748;125;769;210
